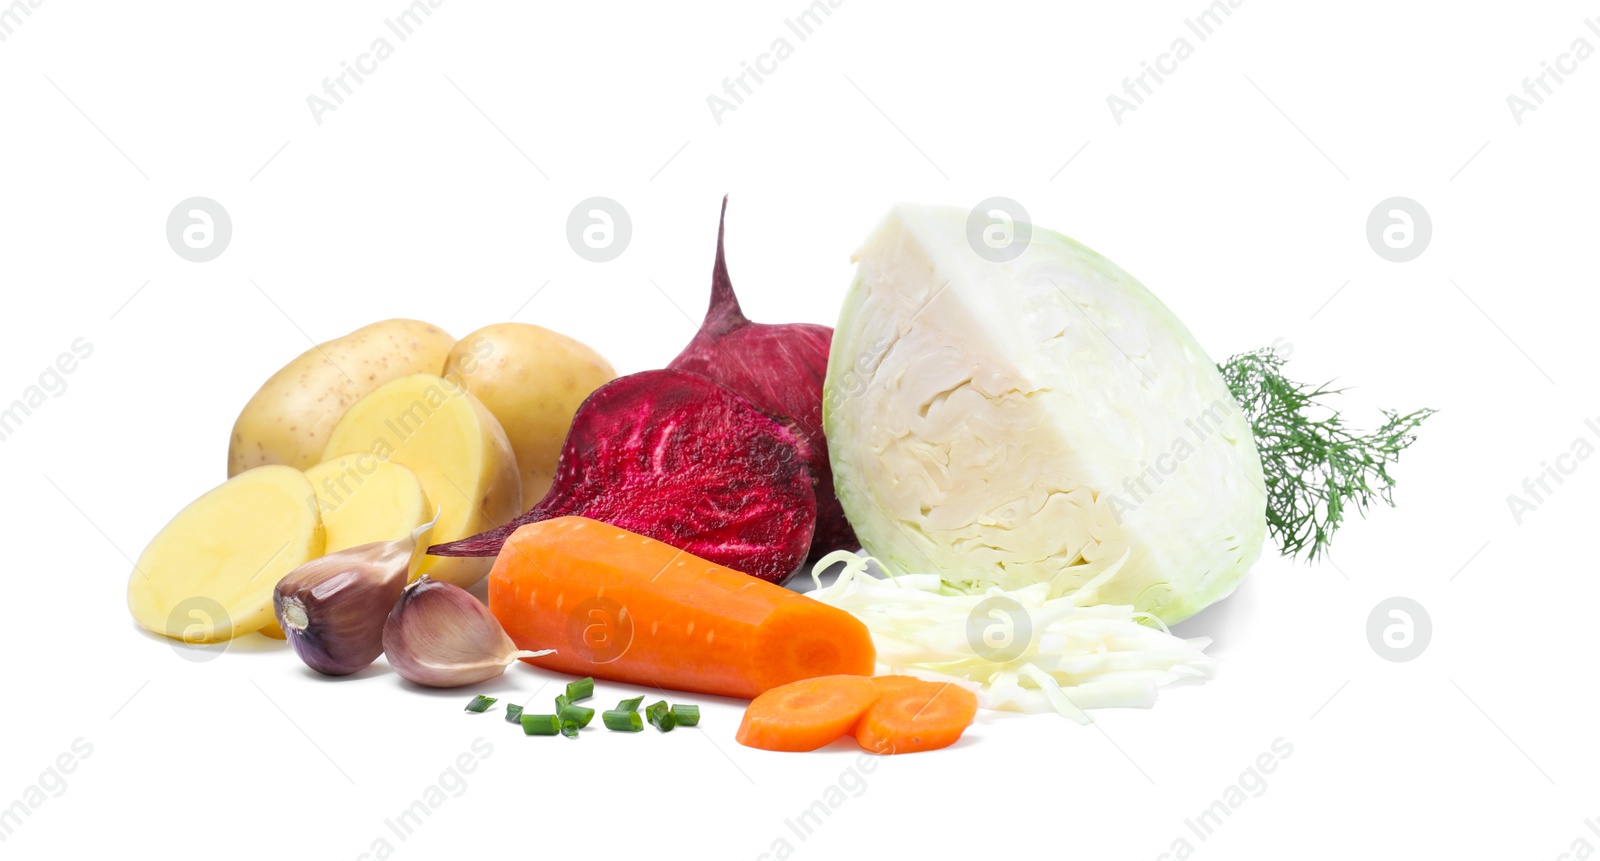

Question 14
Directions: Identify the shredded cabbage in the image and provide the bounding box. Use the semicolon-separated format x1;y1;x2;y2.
809;551;1217;723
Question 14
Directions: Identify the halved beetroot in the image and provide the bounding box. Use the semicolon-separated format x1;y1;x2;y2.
668;198;858;562
428;369;816;582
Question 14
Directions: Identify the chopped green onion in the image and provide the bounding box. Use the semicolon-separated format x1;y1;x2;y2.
520;714;560;736
504;703;525;724
555;694;571;712
603;709;644;732
646;700;676;732
558;703;595;728
560;718;581;739
565;677;595;701
465;696;497;713
616;695;645;712
670;704;700;726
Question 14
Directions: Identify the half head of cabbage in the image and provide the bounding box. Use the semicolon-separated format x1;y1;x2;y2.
824;204;1267;624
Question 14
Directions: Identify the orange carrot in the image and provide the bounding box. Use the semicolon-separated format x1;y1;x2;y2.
854;679;978;755
867;675;927;694
735;675;880;752
487;517;875;699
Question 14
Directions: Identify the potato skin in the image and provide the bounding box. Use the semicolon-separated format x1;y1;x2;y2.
227;319;455;476
445;323;616;503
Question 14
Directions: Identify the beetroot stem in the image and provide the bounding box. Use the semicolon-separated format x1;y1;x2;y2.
705;195;748;333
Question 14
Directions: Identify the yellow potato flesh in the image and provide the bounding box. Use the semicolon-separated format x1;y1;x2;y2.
446;323;615;503
304;456;431;556
228;319;455;476
128;466;324;643
321;373;520;587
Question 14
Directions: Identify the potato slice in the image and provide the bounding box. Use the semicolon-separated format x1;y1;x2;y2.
128;466;324;643
256;457;430;641
305;456;432;555
321;374;520;587
228;319;455;476
446;324;615;503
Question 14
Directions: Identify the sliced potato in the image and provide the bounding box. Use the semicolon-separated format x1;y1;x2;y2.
228;319;455;476
304;456;432;555
445;324;616;504
128;466;324;643
321;374;520;587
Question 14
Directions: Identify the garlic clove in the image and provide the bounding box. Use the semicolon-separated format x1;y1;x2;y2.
274;517;436;676
382;576;552;688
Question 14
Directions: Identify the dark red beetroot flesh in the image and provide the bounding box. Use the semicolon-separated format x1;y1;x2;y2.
667;198;858;562
428;369;816;583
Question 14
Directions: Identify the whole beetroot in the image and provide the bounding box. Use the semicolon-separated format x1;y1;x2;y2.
668;198;857;562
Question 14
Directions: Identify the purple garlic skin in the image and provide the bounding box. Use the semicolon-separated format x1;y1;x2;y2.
276;555;408;675
382;576;550;688
274;520;432;676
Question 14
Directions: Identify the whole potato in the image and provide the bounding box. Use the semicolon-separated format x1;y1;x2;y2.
445;323;616;503
228;319;455;476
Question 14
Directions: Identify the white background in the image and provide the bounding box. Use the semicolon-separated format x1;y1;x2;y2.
1;1;1595;858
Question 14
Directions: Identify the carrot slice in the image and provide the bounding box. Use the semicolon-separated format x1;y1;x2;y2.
855;680;978;755
486;517;875;699
735;675;880;752
868;675;927;694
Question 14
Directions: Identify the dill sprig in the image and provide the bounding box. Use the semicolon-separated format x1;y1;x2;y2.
1219;348;1435;560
